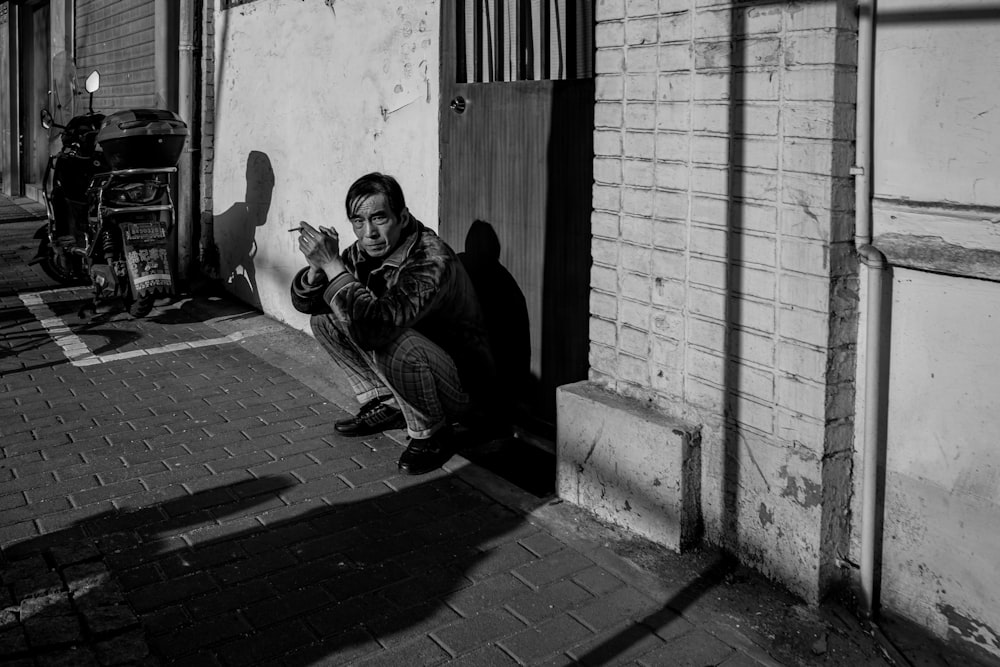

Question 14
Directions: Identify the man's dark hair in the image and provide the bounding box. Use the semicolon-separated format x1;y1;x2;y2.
345;173;407;218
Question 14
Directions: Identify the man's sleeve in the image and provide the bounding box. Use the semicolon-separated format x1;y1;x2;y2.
324;249;450;350
289;267;332;315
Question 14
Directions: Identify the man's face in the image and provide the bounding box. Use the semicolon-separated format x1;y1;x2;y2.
349;193;409;258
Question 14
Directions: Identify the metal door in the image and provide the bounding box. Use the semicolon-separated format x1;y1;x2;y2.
439;0;594;430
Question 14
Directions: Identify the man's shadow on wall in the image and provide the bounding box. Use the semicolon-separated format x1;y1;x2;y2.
3;473;542;665
215;151;275;309
458;219;532;420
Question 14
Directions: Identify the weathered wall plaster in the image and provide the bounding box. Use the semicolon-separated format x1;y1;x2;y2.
866;270;1000;659
874;0;1000;207
212;0;439;328
851;1;1000;657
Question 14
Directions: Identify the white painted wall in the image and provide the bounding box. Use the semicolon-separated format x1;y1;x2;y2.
212;0;439;328
881;270;1000;654
874;0;1000;207
854;1;1000;657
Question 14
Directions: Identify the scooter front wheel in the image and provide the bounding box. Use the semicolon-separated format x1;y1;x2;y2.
35;236;89;286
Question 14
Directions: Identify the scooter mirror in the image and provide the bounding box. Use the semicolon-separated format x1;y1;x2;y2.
85;70;100;93
40;109;53;130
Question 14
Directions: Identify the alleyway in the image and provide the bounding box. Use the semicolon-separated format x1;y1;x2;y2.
0;206;972;666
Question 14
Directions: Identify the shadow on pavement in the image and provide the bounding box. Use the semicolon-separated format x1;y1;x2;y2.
3;472;543;665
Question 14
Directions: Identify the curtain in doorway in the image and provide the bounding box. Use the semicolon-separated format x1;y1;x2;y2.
457;0;593;82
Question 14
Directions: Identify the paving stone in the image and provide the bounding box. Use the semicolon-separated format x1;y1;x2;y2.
24;613;84;645
503;579;594;624
182;515;264;547
570;585;661;632
638;628;736;666
349;635;451;667
204;450;273;474
158;542;246;579
338;461;404;488
71;480;148;507
498;613;594;664
720;652;771;666
127;572;217;613
138;603;190;636
641;605;696;641
365;599;463;649
567;621;667;665
115;563;163;591
242;586;332;629
212;549;297;587
48;540;101;567
97;461;171;485
4;556;61;599
278;475;352;503
6;492;74;519
380;566;472;609
153;611;252;658
277;625;381;667
431;608;526;656
216;618;317;666
87;593;143;631
571;565;626;596
94;629;153;665
446;573;533;617
0;520;41;548
303;595;386;636
442;645;521;666
36;646;100;667
463;541;537;581
319;560;410;601
241;518;320;556
511;549;595;588
518;532;565;558
0;615;28;656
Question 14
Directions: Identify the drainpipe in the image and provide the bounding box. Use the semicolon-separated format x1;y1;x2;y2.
852;0;887;619
177;0;196;285
154;0;170;108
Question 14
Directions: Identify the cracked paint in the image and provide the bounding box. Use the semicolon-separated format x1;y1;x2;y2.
758;502;774;527
779;466;822;508
938;604;1000;653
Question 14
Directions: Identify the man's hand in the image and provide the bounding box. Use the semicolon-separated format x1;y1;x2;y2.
296;221;347;280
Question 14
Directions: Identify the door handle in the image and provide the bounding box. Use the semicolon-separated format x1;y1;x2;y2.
449;96;466;114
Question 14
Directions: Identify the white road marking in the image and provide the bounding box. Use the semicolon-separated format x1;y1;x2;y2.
17;289;257;367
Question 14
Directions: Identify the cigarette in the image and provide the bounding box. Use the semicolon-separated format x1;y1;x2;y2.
288;227;302;233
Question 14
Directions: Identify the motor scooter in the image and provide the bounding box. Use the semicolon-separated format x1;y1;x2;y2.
31;70;188;318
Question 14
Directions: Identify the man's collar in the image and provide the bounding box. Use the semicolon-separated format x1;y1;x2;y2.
353;219;422;270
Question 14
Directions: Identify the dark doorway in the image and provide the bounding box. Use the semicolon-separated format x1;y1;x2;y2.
18;0;50;200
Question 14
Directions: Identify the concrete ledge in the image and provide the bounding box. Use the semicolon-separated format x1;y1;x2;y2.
556;381;702;551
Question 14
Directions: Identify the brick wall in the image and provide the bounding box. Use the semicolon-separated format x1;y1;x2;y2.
587;0;858;600
75;0;156;111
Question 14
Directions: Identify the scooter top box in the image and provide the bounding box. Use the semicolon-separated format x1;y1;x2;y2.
97;109;188;170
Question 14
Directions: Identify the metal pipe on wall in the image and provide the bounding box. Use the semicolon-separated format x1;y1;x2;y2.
154;0;169;108
853;0;888;618
3;3;22;197
177;0;195;284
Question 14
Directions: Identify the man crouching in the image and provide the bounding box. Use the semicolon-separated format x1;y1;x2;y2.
290;172;496;475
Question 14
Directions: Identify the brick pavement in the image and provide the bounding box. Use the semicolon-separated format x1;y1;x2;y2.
0;196;45;224
0;215;955;666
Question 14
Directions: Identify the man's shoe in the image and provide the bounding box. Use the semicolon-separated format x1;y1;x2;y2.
397;428;456;475
334;399;405;437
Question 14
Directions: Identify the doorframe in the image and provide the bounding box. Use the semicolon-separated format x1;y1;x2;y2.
18;0;55;202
